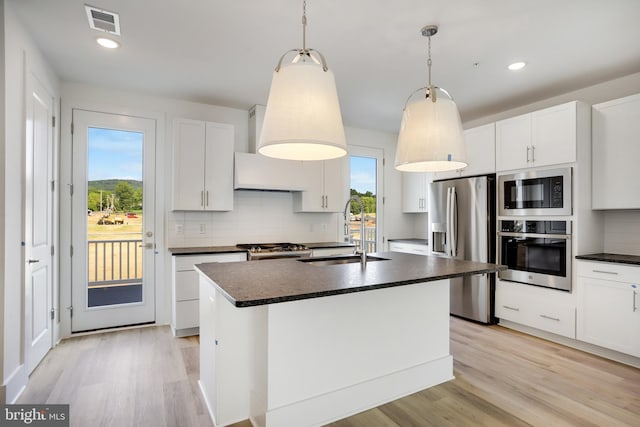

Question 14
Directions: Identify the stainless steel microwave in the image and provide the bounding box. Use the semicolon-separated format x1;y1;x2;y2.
498;168;572;216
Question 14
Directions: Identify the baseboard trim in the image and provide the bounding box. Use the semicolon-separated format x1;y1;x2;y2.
261;355;454;427
498;319;640;368
3;364;28;404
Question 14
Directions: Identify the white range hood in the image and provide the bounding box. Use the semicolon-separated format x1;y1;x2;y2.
234;105;307;192
234;152;306;191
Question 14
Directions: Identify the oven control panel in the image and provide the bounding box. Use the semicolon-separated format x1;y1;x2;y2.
500;220;570;235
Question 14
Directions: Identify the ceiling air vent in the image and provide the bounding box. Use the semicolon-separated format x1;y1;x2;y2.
85;5;121;35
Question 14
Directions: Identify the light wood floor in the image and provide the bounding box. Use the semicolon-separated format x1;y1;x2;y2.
18;318;640;426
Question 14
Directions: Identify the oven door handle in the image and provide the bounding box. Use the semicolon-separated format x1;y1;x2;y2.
497;231;571;239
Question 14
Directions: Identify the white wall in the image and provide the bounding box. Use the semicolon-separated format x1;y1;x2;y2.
2;0;60;403
0;0;6;405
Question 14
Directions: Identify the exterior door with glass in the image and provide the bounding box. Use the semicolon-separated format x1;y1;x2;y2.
71;110;156;332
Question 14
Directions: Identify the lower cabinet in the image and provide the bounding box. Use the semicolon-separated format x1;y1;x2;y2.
495;280;576;338
576;261;640;357
171;252;246;336
388;241;430;256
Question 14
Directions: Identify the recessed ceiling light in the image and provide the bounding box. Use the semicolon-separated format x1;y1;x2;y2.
96;37;120;49
508;61;527;71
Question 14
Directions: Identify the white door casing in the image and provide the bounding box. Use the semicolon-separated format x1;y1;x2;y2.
71;110;156;332
25;75;55;373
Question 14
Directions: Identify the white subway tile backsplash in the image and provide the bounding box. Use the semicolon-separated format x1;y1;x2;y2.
167;191;339;247
603;210;640;256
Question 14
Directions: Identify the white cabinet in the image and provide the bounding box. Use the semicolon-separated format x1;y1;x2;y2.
172;119;234;211
592;93;640;209
293;157;346;212
495;280;576;338
199;277;250;426
433;123;496;180
388;241;430;256
402;173;430;213
576;261;640;357
495;102;580;172
171;252;246;336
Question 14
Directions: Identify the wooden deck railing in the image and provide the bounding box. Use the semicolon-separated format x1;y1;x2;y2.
87;239;143;287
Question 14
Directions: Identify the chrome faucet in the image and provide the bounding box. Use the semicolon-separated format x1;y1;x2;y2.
343;195;367;267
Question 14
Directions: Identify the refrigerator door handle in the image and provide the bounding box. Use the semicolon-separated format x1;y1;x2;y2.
451;186;458;257
446;187;452;256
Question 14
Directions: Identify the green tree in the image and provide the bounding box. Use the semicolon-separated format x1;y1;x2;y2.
114;181;135;211
133;188;143;210
87;191;101;211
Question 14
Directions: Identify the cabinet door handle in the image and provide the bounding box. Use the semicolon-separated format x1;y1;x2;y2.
633;290;638;313
592;269;618;275
200;190;204;207
206;190;209;207
540;314;560;322
531;145;536;163
526;146;531;163
325;195;328;209
502;305;519;312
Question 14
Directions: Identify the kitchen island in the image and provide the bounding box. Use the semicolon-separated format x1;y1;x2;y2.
196;252;504;427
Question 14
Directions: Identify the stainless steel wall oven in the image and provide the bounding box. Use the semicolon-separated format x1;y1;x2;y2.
497;220;572;291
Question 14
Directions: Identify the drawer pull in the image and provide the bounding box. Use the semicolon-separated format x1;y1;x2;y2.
592;269;618;275
540;314;560;322
633;290;637;313
502;305;519;312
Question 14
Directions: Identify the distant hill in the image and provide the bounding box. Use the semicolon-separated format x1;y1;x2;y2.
88;179;143;192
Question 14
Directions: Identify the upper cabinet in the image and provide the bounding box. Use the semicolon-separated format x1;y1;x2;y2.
293;158;346;212
172;119;234;211
592;93;640;209
402;172;429;213
433;123;496;180
496;101;581;172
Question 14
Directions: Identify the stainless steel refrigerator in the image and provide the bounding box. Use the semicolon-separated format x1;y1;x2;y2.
429;174;496;323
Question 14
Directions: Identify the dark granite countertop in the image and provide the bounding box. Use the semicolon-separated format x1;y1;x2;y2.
195;251;506;307
168;246;246;255
575;253;640;266
169;242;353;255
388;238;429;245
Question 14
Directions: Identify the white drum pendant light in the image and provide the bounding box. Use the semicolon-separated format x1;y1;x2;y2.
258;1;347;161
395;25;467;172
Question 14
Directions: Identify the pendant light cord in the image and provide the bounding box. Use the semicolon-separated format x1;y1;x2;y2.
302;0;307;54
427;33;436;102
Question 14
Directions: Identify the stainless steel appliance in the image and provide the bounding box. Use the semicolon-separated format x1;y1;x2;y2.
498;220;572;291
498;167;572;216
429;175;496;323
237;243;311;261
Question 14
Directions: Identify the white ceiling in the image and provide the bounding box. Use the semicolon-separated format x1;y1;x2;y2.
9;0;640;132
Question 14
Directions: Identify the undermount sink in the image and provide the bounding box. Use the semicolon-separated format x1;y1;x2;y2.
298;255;390;266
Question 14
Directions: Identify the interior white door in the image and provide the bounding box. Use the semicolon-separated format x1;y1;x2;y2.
71;110;156;332
25;75;54;373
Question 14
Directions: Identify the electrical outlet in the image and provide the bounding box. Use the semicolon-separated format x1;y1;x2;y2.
175;223;183;234
199;224;206;234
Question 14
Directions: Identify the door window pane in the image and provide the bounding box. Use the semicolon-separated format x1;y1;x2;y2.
87;128;144;307
350;156;377;252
